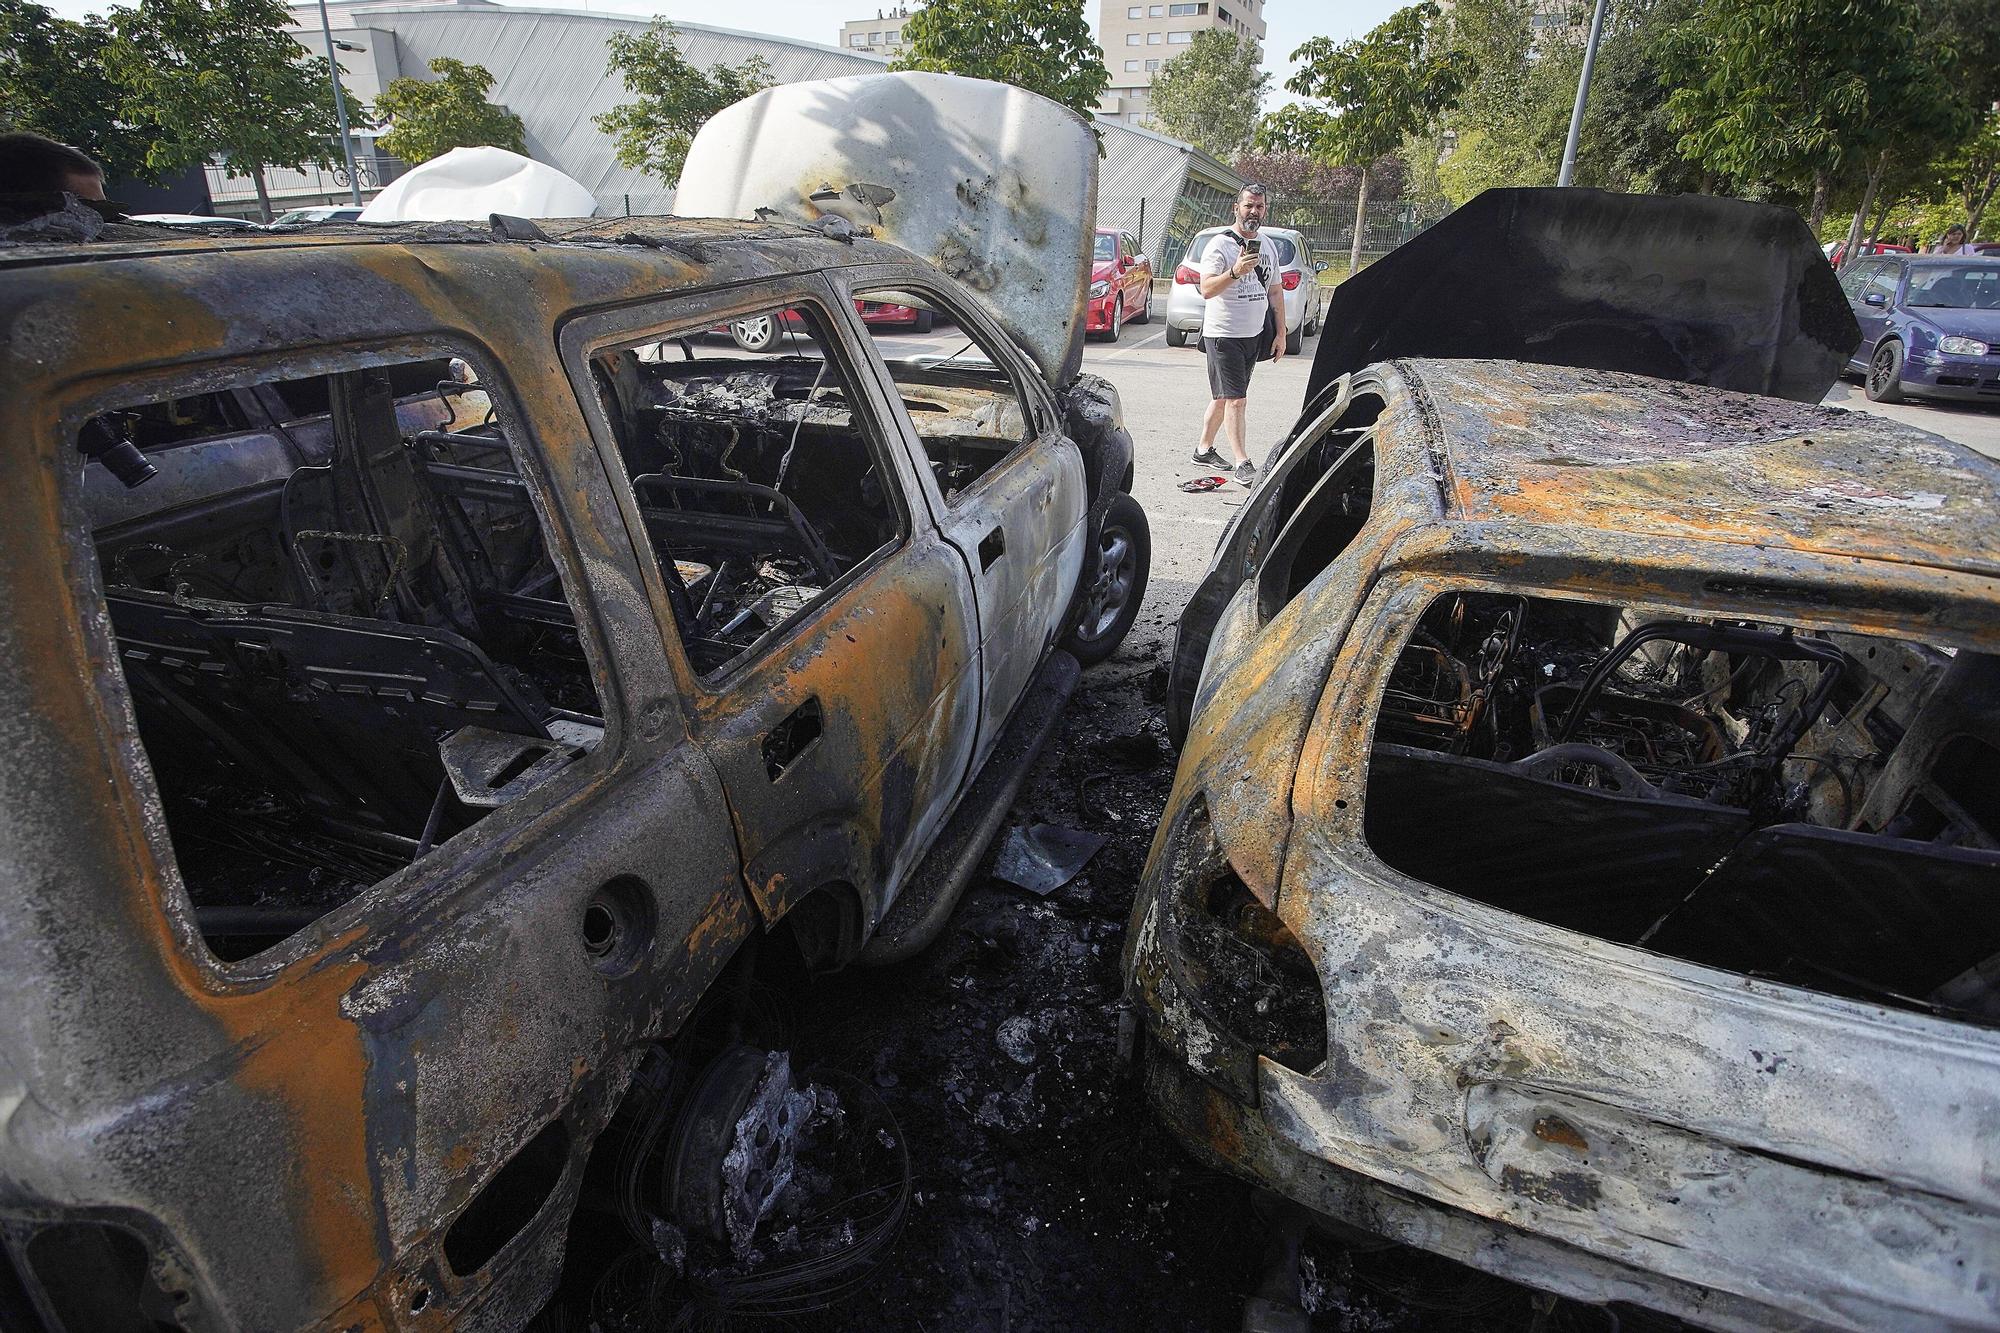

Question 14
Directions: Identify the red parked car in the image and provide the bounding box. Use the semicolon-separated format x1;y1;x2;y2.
722;298;933;351
1826;240;1913;266
1085;227;1153;341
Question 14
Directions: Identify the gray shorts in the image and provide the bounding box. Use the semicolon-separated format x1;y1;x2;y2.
1205;334;1260;399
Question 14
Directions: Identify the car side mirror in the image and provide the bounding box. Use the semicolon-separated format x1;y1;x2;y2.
1118;256;1132;269
1313;261;1329;273
1864;293;1887;307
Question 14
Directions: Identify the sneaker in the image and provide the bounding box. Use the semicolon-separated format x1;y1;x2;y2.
1234;459;1258;484
1191;445;1227;467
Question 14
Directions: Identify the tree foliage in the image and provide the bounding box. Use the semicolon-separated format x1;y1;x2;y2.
1662;0;1972;226
595;23;768;188
0;0;157;181
105;0;353;218
1285;2;1472;167
1231;150;1404;203
1268;3;1469;269
1147;29;1268;160
372;58;524;165
889;0;1108;123
1572;0;1708;195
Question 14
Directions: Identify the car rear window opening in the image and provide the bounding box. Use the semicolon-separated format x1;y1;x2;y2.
1362;590;2000;1028
79;356;605;962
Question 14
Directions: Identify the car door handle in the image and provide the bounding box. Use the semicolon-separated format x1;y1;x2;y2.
979;525;1005;571
761;696;823;780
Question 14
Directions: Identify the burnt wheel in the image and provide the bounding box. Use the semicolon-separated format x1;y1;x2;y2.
1866;339;1906;403
1065;492;1150;667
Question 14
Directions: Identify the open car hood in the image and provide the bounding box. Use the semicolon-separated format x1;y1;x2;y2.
1305;188;1861;406
675;72;1099;386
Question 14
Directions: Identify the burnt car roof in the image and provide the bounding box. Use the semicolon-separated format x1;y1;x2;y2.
1400;358;2000;579
0;213;908;270
0;218;947;411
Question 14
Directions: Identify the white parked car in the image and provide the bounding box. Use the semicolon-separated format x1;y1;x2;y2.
1164;224;1325;354
271;205;365;225
128;212;261;229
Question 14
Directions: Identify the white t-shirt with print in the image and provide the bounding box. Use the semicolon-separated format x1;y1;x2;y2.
1201;230;1272;338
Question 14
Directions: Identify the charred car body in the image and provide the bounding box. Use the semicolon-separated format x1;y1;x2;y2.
0;75;1146;1330
1130;190;2000;1329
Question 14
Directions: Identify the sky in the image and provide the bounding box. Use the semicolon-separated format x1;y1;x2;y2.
36;0;1405;107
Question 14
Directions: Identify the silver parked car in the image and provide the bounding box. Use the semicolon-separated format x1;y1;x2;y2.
1164;224;1324;354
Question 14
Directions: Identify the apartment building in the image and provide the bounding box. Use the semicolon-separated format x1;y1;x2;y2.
840;8;914;57
1097;0;1267;127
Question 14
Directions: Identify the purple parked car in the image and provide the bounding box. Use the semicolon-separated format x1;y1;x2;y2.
1841;254;2000;404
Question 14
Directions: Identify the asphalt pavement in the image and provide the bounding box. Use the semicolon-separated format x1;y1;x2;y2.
1821;379;2000;459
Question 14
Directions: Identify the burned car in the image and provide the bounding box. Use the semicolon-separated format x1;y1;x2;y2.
0;75;1146;1330
1128;191;2000;1329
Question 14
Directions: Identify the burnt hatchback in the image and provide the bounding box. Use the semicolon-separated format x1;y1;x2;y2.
1128;191;2000;1330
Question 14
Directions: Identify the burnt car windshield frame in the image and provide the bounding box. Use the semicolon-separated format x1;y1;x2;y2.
1308;567;2000;871
57;336;625;982
558;275;921;700
835;262;1059;509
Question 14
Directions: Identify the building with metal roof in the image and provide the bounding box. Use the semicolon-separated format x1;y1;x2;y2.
242;0;1240;257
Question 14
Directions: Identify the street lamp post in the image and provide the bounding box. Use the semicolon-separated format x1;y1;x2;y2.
316;0;364;205
1557;0;1611;188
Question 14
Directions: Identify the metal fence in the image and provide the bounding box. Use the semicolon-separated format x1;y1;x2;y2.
1265;197;1437;272
205;154;408;213
596;192;677;217
1096;193;1443;275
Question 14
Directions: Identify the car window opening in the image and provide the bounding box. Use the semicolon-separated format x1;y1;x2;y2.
82;358;605;962
1256;429;1376;622
854;285;1033;504
591;302;902;679
1363;591;2000;1027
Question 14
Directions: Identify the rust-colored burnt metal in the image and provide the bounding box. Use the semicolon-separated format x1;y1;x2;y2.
0;216;1122;1330
1131;356;2000;1330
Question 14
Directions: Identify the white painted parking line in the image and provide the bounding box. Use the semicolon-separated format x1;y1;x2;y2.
1098;328;1167;360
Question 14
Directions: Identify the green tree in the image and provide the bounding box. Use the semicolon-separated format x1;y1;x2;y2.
1278;2;1473;271
1663;0;1973;235
1572;0;1709;195
372;58;524;165
105;0;354;221
1948;113;2000;241
889;0;1108;123
1147;29;1269;160
594;22;768;188
0;0;157;182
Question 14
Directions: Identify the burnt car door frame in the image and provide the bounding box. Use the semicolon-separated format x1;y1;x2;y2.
832;262;1089;773
557;273;983;956
20;317;754;1329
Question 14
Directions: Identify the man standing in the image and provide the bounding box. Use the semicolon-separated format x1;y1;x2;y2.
1191;184;1285;485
